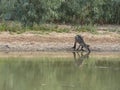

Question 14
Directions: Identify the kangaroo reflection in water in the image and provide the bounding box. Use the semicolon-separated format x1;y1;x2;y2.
73;52;90;67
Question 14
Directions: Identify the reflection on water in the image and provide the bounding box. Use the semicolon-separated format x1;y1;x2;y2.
73;52;90;67
0;52;120;90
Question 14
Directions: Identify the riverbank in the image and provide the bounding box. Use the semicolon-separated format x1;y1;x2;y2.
0;30;120;52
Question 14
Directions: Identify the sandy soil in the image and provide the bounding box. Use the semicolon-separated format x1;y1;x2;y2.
0;31;120;52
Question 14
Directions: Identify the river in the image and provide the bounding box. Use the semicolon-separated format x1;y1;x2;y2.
0;52;120;90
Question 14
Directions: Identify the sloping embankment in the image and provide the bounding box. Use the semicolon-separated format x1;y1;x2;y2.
0;32;120;52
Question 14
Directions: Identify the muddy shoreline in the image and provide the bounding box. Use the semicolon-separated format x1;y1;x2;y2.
0;43;120;52
0;32;120;52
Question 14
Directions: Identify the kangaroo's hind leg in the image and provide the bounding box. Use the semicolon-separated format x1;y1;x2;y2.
80;46;85;51
76;44;81;50
85;44;91;53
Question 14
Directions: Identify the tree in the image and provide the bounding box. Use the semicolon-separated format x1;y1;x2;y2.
14;0;63;26
0;0;16;20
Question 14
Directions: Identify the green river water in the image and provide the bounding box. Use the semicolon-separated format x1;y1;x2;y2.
0;52;120;90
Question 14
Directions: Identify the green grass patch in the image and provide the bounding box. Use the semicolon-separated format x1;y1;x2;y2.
0;21;98;34
74;24;97;33
0;22;70;34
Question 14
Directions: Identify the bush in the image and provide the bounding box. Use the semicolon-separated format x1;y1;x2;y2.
0;0;119;26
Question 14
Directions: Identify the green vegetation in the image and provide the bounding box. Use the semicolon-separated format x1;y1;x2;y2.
74;24;97;33
0;21;97;33
0;0;119;33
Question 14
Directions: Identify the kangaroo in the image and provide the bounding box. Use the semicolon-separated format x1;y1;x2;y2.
72;35;90;52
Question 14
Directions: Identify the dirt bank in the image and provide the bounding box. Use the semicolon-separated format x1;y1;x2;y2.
0;31;120;52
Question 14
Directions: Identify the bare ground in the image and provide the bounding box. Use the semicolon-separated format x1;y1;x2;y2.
0;31;120;52
0;30;120;52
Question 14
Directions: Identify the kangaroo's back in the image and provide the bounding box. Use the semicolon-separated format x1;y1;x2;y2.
75;35;84;44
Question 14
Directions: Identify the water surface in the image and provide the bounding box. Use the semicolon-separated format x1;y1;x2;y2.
0;52;120;90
